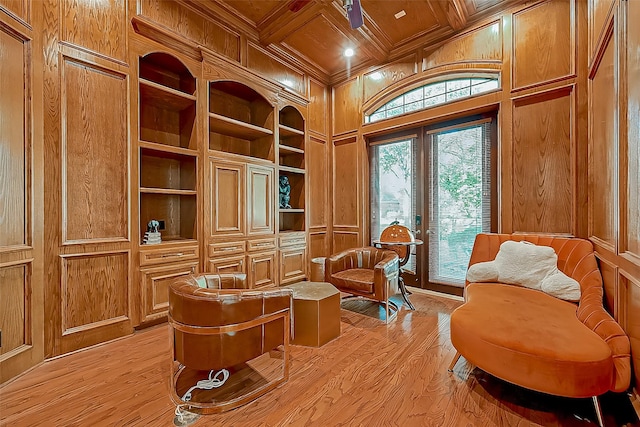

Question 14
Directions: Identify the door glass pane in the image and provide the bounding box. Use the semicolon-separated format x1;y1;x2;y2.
370;140;415;271
429;124;489;286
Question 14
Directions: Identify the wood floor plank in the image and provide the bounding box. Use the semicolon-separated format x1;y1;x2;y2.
1;291;637;427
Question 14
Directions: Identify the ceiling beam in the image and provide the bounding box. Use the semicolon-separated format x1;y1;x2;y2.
259;1;327;46
322;1;388;63
180;0;258;40
443;0;469;31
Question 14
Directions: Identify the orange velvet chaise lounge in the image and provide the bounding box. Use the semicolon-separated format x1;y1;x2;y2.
448;233;631;427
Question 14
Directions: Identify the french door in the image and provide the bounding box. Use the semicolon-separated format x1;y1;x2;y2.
370;115;496;295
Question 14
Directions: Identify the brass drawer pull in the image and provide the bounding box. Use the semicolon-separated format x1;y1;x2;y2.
161;252;184;257
284;240;305;245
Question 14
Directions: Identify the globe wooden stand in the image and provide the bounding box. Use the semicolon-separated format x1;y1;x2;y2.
372;239;423;310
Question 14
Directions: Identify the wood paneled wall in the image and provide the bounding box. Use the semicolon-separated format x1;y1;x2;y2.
332;0;587;250
61;59;129;243
588;0;640;399
307;78;331;261
327;0;639;403
6;0;637;407
6;0;329;375
511;87;574;233
40;0;134;358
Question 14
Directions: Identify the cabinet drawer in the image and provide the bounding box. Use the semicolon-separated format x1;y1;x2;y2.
207;255;246;274
140;261;199;324
247;237;277;252
279;232;306;248
139;244;199;267
208;241;246;258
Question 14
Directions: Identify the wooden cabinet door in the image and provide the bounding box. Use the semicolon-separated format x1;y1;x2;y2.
140;261;198;325
247;165;275;235
210;158;245;237
248;251;276;288
280;247;307;285
207;255;246;274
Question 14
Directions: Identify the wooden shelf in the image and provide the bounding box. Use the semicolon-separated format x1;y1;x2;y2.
279;208;304;213
140;79;196;111
279;145;304;154
279;124;304;137
140;187;197;195
209;113;273;140
139;141;198;158
279;165;305;174
144;237;197;245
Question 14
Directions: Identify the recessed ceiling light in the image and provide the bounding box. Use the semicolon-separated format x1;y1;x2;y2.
394;10;406;19
344;48;354;57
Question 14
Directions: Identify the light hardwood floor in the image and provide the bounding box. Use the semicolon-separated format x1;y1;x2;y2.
1;290;638;427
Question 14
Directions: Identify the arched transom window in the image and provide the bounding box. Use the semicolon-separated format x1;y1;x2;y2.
365;76;499;124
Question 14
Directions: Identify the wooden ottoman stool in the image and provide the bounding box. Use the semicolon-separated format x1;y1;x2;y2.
284;281;340;347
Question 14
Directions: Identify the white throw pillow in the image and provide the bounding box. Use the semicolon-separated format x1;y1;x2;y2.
466;261;499;283
465;240;581;301
494;241;557;291
541;273;581;301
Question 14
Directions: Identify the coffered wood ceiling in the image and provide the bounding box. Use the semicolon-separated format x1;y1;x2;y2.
184;0;522;83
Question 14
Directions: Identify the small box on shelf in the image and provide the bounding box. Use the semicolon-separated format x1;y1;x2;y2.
140;193;196;244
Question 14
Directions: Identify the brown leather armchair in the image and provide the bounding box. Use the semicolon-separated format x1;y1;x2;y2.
168;273;293;414
324;247;400;322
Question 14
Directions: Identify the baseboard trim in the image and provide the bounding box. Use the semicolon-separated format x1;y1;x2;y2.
407;286;464;302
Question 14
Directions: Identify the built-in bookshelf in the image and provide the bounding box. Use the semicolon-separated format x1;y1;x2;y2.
209;81;274;161
138;52;197;243
278;106;305;232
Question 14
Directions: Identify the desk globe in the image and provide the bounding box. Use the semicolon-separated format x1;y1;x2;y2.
379;222;415;259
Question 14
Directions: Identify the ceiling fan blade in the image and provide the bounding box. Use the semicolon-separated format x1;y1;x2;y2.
347;0;363;29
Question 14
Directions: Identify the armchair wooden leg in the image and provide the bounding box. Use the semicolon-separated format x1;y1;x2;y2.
592;396;604;427
448;351;462;372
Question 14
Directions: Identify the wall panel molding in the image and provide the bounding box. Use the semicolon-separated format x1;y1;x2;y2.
61;56;129;244
0;264;30;357
619;270;640;395
511;86;574;234
623;0;640;264
60;251;130;335
364;54;418;103
308;136;328;229
332;137;360;228
423;20;502;72
309;230;328;260
138;0;240;63
512;0;574;92
332;230;359;254
588;17;616;249
0;0;31;27
0;23;29;250
332;77;361;136
247;41;306;97
589;0;616;65
595;253;619;318
61;0;127;64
